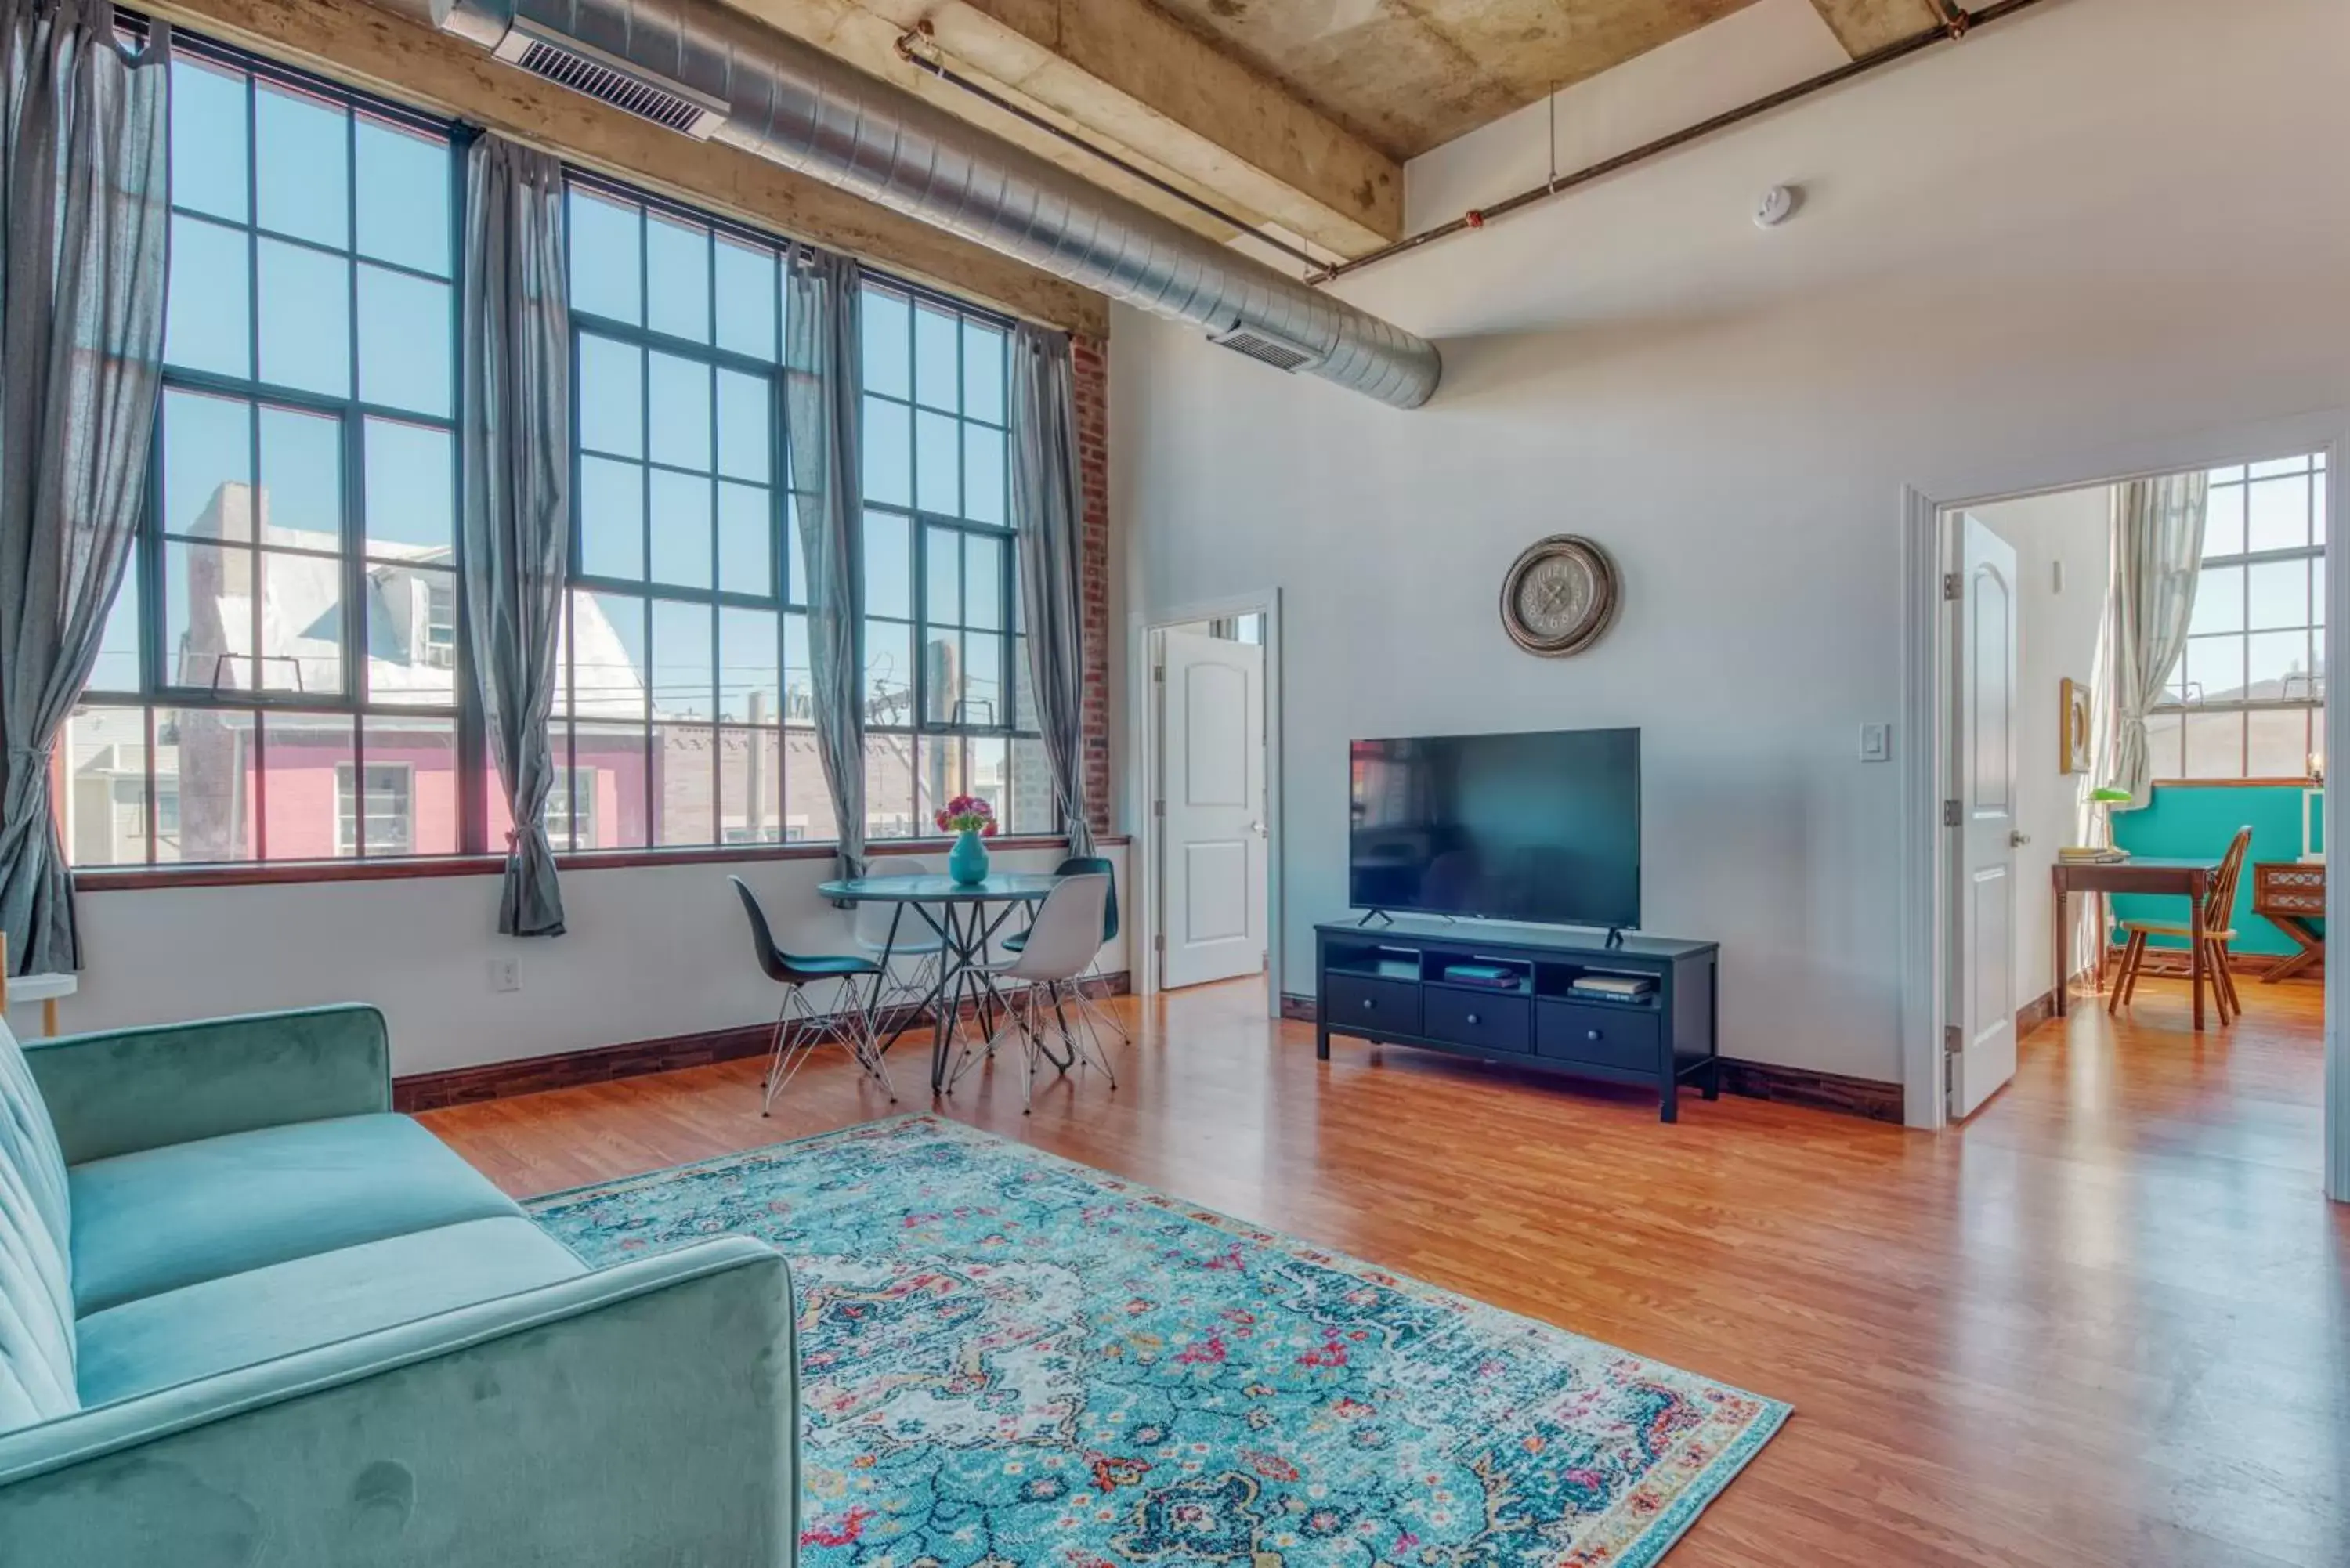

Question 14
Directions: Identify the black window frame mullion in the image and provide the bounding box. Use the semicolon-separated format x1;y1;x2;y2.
450;119;488;857
634;205;654;844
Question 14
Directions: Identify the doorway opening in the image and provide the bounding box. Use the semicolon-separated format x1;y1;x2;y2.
1914;442;2342;1200
1133;593;1280;1010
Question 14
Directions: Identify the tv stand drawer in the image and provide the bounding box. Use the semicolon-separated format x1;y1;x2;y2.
1536;999;1661;1072
1423;985;1531;1055
1327;974;1420;1035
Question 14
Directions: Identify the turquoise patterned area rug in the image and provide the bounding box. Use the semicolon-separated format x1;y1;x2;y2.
528;1115;1788;1568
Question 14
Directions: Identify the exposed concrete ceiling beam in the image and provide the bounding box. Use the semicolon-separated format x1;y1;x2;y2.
146;0;1108;336
715;0;1401;258
1806;0;1946;56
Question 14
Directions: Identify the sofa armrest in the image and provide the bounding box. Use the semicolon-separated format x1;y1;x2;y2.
0;1237;797;1567
24;1005;392;1163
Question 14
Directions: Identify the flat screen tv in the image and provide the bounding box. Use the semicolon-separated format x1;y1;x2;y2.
1348;728;1640;930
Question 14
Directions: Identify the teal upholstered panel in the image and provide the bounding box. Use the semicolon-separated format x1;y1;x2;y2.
0;1021;68;1263
0;1229;75;1430
0;1238;798;1568
2108;783;2323;953
68;1115;521;1317
0;1018;75;1435
75;1217;584;1408
24;1006;392;1165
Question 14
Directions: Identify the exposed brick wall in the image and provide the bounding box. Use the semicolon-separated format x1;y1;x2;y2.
1072;333;1113;838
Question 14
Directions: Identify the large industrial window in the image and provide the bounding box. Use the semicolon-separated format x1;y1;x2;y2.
63;29;1070;874
554;177;817;851
63;40;465;867
2144;455;2328;781
858;281;1054;838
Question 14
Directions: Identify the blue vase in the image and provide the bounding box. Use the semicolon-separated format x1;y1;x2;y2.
949;829;989;885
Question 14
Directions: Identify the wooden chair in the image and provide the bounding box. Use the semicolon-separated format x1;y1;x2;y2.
2108;826;2254;1022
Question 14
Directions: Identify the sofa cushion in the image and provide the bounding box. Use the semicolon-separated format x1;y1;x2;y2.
74;1216;587;1407
69;1114;522;1317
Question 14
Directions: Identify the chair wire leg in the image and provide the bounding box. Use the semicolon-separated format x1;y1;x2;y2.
839;976;898;1100
1055;977;1119;1090
761;979;898;1116
761;987;815;1115
1070;959;1132;1045
946;974;1022;1095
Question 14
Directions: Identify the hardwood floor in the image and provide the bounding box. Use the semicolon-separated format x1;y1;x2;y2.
421;974;2348;1568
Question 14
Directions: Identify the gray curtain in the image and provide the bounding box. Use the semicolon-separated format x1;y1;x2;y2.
2106;471;2209;810
0;0;168;976
1009;325;1093;854
785;247;865;882
460;135;570;935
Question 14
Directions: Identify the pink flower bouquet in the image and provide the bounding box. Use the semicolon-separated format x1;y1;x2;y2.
934;794;999;838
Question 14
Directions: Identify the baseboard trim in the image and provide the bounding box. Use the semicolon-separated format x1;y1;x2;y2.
2016;963;2102;1037
394;970;1133;1112
1712;1060;1904;1124
1278;992;1900;1123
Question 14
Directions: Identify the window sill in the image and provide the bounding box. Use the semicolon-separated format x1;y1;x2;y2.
72;833;1129;892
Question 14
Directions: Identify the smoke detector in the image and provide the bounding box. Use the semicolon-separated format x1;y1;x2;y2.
1753;184;1800;229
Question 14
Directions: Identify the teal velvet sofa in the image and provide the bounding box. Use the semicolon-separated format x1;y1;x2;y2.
0;1003;797;1566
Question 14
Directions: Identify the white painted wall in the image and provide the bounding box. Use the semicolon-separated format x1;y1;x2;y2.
30;844;1126;1078
1968;486;2113;1009
1112;0;2350;1082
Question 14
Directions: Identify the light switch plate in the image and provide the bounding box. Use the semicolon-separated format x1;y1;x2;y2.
1859;722;1893;762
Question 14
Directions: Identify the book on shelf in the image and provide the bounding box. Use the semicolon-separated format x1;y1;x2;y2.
1569;974;1657;1000
1442;963;1521;989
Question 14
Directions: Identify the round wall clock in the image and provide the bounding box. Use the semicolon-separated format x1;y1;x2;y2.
1499;535;1620;657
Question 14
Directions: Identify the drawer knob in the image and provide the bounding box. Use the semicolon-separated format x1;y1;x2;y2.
1466;1013;1480;1025
1586;1029;1602;1042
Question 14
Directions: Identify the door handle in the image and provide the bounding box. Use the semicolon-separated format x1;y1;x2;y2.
2010;830;2032;847
1250;820;1267;837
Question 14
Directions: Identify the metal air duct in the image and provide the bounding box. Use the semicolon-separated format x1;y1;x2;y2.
428;0;1441;408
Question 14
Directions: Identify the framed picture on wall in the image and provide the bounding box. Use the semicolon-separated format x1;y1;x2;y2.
2059;677;2092;774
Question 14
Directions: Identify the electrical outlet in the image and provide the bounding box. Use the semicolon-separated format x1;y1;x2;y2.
490;957;522;993
1859;722;1893;763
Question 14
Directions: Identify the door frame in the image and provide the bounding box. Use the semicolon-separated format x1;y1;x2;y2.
1897;408;2349;1203
1128;589;1284;1014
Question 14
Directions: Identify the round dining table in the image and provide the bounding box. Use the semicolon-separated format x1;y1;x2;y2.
816;871;1065;1093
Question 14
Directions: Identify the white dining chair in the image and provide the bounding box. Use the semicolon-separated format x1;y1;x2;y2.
949;874;1115;1111
853;856;948;1017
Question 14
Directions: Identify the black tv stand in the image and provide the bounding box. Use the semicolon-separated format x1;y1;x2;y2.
1356;909;1394;927
1314;917;1719;1122
1604;927;1626;948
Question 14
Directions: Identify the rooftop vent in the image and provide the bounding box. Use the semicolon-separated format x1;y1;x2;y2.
1207;321;1325;375
492;24;727;139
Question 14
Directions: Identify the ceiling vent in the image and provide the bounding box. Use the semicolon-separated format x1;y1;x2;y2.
492;23;727;139
1207;321;1325;375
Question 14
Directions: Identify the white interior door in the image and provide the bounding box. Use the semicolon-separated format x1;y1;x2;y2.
1158;628;1267;989
1950;512;2022;1120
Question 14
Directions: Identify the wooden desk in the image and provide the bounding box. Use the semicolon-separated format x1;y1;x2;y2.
2052;856;2216;1030
2251;861;2325;982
